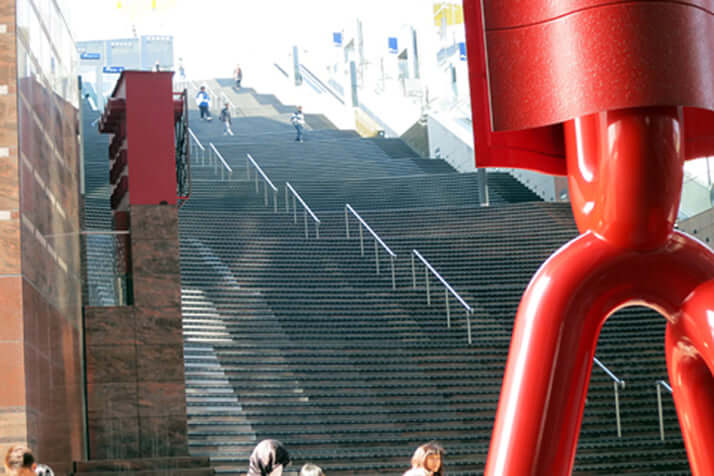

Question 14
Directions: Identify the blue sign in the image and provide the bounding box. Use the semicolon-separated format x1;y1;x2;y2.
103;66;124;74
81;52;101;60
388;37;398;54
333;32;342;46
459;42;466;61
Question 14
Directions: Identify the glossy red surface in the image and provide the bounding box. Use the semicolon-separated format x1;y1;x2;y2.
667;281;714;476
565;108;684;249
485;109;714;475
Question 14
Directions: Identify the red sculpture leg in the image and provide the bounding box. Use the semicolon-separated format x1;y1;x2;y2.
666;280;714;476
485;233;619;476
485;108;714;475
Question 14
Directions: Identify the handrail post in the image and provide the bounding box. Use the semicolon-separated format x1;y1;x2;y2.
293;195;297;223
445;289;451;328
375;239;380;275
304;210;308;239
390;256;396;290
425;265;431;306
411;253;416;289
657;383;665;441
345;207;350;238
614;381;622;438
263;181;268;206
273;189;278;213
246;158;250;180
359;225;364;256
255;169;259;192
316;222;320;240
466;310;472;344
285;187;289;213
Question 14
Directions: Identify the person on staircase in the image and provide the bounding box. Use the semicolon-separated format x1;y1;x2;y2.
290;105;305;142
234;64;243;88
219;102;233;135
246;439;291;476
407;441;445;476
195;85;212;121
4;445;53;476
299;463;324;476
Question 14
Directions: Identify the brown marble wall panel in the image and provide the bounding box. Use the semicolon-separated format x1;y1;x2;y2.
0;214;21;274
137;345;184;382
139;417;189;458
88;416;140;460
0;155;19;210
84;203;190;460
132;238;181;309
0;407;27;445
138;382;187;418
0;93;18;147
22;280;84;466
0;342;25;407
130;205;178;241
85;306;135;346
87;345;137;384
86;383;139;421
135;307;183;345
132;273;181;310
0;276;23;340
0;0;24;451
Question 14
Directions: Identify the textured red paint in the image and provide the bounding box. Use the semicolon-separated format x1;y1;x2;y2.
464;0;714;174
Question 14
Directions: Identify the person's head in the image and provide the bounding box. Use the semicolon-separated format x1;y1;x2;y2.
34;464;54;476
200;85;206;91
4;445;35;476
410;441;444;475
297;105;302;112
299;463;324;476
225;102;229;108
247;439;290;476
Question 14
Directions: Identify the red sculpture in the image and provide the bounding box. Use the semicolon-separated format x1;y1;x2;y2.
463;1;714;474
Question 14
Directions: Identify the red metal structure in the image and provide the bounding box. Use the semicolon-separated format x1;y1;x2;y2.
463;1;714;474
99;71;183;208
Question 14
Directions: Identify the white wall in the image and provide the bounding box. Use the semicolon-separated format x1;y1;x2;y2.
427;114;475;172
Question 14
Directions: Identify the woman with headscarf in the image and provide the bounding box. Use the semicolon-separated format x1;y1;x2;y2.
247;439;291;476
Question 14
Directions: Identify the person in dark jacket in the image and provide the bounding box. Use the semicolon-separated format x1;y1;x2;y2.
247;439;291;476
219;102;233;135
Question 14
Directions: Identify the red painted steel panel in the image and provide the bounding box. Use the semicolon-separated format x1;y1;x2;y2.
464;0;714;174
483;0;714;30
122;71;177;205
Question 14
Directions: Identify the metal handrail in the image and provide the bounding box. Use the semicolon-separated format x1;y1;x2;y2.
593;357;626;437
246;153;278;212
208;143;233;180
188;128;207;166
656;380;673;441
411;249;474;344
285;182;320;239
344;204;396;289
